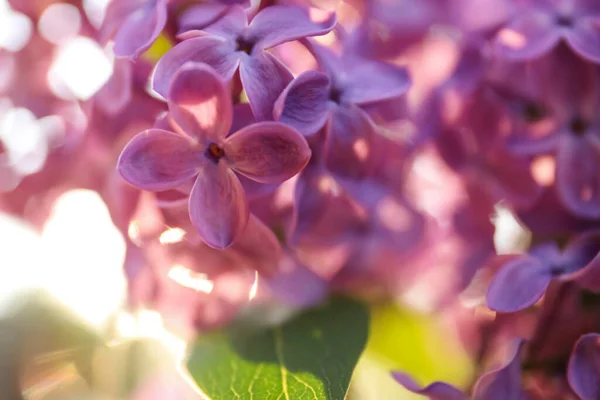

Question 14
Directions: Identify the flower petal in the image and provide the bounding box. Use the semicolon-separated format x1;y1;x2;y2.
230;214;282;276
99;0;144;44
565;17;600;63
273;70;331;136
223;121;311;183
493;10;561;60
177;4;232;36
194;5;248;40
568;333;600;400
391;372;467;400
248;6;336;50
167;63;232;143
343;61;411;105
472;340;525;400
556;135;600;218
302;38;345;78
117;129;199;191
290;163;332;244
152;36;240;98
113;0;168;59
560;231;600;290
230;103;256;134
267;257;328;307
94;58;132;116
239;51;294;121
326;105;376;181
482;151;542;209
188;159;249;248
486;255;553;312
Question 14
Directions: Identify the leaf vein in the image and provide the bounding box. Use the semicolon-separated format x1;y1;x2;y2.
274;327;291;400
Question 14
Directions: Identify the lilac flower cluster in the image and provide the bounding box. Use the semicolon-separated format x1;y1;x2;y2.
5;0;600;398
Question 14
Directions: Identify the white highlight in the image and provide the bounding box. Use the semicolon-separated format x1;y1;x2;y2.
0;0;32;52
48;36;113;100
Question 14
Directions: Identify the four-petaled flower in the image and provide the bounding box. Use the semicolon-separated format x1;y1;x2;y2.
494;0;600;63
118;63;310;249
153;5;336;121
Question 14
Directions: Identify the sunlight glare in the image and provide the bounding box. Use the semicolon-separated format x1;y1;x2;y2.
48;36;113;101
168;265;214;294
41;189;127;328
0;0;32;52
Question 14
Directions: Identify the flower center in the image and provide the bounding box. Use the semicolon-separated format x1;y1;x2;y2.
550;266;564;276
205;143;225;163
555;15;573;27
523;102;545;123
236;37;254;54
329;87;342;104
568;116;589;136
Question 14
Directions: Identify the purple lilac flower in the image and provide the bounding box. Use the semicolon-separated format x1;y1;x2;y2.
153;5;336;121
487;231;600;312
490;45;600;217
275;39;410;181
493;0;600;63
118;63;310;249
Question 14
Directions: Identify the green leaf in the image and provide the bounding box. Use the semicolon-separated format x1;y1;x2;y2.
186;297;369;400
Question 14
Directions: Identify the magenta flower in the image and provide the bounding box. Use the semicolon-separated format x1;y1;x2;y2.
153;5;336;121
493;0;600;63
117;63;310;249
99;0;168;59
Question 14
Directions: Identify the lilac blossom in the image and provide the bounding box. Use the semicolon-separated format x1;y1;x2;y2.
118;63;310;249
153;5;336;121
487;231;600;312
275;39;410;181
493;0;600;63
491;45;600;217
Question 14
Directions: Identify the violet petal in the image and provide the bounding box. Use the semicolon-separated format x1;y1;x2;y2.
486;255;553;312
177;4;232;36
152;36;240;98
493;10;561;60
188;159;249;249
167;63;232;144
248;6;336;51
568;333;600;400
391;372;467;400
113;0;168;59
555;135;600;218
565;17;600;64
343;60;411;105
273;70;331;136
326;105;376;180
472;340;525;400
117;129;199;191
223;121;311;183
239;51;293;121
198;5;248;40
